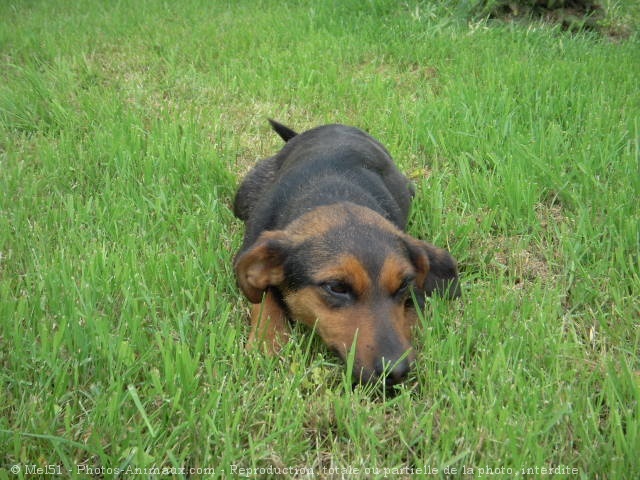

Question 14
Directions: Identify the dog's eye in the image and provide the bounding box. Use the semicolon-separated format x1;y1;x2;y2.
395;277;414;298
321;281;353;301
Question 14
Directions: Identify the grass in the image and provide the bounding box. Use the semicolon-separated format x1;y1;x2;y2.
0;0;638;478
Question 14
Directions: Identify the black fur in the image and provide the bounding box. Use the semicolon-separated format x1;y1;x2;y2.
234;122;416;256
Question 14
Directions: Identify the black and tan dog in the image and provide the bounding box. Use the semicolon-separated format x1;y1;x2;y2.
233;120;460;386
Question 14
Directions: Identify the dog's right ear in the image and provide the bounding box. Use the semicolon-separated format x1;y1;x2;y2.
234;231;291;303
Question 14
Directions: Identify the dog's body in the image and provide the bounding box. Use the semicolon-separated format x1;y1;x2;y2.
233;120;459;385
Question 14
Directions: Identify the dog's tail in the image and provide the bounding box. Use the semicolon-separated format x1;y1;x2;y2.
268;119;298;142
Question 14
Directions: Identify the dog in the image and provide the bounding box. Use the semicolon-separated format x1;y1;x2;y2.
233;120;460;386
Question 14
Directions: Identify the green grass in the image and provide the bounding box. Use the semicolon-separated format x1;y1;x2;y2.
1;0;638;478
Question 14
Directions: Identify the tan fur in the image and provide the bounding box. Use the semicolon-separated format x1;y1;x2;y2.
247;290;290;352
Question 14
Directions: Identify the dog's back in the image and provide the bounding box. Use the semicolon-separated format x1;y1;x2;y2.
234;121;415;253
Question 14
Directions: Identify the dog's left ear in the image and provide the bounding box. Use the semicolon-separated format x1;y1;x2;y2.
234;231;291;303
404;236;461;299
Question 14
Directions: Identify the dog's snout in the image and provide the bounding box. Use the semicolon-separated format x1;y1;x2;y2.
374;356;411;386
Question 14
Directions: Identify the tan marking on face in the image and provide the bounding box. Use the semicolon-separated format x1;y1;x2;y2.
313;254;371;297
284;287;376;357
379;254;415;295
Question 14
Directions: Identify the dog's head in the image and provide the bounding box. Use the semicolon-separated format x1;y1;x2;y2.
234;202;459;386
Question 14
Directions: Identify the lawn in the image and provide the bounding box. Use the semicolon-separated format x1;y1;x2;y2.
1;0;638;478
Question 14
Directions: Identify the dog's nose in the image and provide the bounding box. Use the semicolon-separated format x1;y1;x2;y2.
375;356;411;386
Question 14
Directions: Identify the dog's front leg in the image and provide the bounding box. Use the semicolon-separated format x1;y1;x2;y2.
246;289;290;353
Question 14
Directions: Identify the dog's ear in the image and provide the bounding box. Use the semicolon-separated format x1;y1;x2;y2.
404;236;461;299
234;231;290;303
